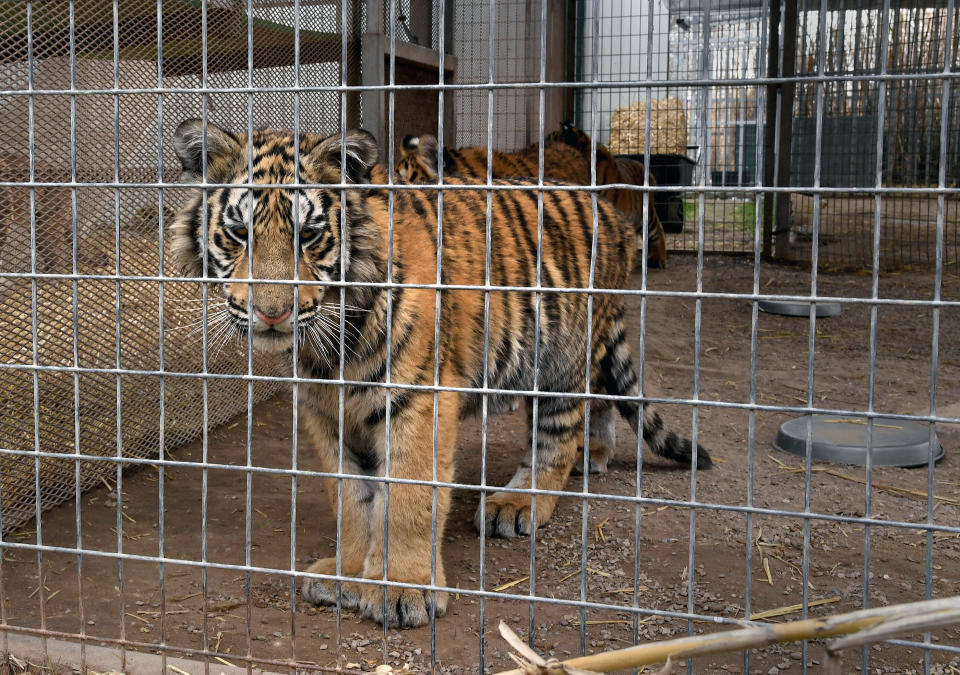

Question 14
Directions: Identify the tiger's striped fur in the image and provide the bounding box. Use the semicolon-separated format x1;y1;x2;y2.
397;132;668;268
396;133;591;186
170;120;711;628
546;122;668;268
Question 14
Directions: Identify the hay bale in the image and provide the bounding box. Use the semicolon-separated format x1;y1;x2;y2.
0;206;287;534
607;97;689;156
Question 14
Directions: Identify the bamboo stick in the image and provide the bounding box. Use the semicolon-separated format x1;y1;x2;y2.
494;597;960;674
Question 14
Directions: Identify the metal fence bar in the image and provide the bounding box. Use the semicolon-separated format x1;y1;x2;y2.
926;3;956;672
154;0;169;668
4;178;960;195
4;364;960;426
476;0;497;668
798;2;830;670
289;0;303;666
25;1;50;668
579;0;601;654
861;2;893;671
109;1;129;668
528;0;548;650
6;271;960;307
243;0;257;668
382;0;398;662
11;533;960;591
431;0;446;663
633;0;655;660
197;0;212;668
686;3;710;668
2;69;959;97
744;3;770;670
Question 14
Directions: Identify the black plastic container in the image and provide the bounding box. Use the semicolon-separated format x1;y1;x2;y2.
618;153;697;233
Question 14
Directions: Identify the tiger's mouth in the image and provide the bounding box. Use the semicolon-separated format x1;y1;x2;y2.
217;297;318;354
207;296;369;362
220;300;365;359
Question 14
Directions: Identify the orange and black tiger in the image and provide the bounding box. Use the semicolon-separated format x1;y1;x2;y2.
170;120;711;628
395;133;590;186
546;122;668;268
397;132;668;268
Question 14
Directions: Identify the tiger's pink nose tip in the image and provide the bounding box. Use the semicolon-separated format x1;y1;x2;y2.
254;307;291;326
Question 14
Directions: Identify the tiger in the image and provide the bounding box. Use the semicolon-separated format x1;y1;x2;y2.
170;119;711;628
395;133;590;186
546;122;668;268
396;132;669;269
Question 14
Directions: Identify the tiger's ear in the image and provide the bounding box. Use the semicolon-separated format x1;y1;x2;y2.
557;121;581;146
414;134;439;176
173;119;242;181
310;129;379;183
401;135;420;156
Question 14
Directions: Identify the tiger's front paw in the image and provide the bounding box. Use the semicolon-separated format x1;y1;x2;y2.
474;492;557;538
301;557;362;609
358;584;448;628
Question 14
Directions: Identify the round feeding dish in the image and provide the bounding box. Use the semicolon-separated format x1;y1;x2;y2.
758;300;842;317
773;414;944;467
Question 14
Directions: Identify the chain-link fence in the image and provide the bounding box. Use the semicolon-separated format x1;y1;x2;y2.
1;1;959;674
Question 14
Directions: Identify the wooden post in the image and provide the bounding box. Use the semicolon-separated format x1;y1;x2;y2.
775;0;797;260
443;0;457;148
361;0;386;155
761;0;780;260
762;0;797;261
542;0;566;138
563;0;578;123
346;0;364;130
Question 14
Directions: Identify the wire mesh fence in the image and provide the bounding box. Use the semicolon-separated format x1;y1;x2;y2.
659;0;960;267
1;1;959;674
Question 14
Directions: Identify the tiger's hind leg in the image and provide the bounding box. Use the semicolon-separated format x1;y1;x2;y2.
571;403;617;475
647;217;668;269
475;396;584;538
638;206;668;270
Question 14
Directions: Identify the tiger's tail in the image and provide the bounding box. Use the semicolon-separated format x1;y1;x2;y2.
599;310;712;469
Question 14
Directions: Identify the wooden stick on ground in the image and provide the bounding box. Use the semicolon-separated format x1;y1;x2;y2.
495;596;960;674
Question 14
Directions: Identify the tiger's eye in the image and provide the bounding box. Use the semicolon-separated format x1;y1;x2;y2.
233;226;248;239
299;227;312;242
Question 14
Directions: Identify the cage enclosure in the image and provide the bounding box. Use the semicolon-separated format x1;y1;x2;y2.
0;1;958;674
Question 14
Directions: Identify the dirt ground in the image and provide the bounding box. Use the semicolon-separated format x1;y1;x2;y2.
3;255;959;674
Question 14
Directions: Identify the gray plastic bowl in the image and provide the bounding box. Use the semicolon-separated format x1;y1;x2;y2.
773;414;944;467
759;300;842;318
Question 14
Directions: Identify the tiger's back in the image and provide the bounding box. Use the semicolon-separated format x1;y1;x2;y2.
398;133;668;268
366;176;634;412
395;134;590;186
456;144;590;186
546;123;668;268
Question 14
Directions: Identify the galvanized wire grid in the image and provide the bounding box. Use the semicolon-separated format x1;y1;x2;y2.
663;0;960;267
452;0;543;149
0;1;959;674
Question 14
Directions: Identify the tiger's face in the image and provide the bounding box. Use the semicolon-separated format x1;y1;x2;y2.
171;120;378;353
395;134;440;183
